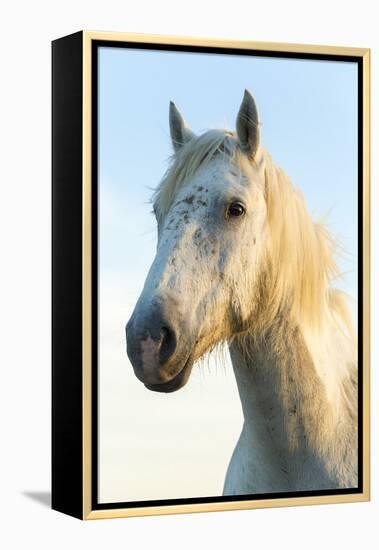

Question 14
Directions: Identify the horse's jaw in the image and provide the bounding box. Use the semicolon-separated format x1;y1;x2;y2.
144;355;194;393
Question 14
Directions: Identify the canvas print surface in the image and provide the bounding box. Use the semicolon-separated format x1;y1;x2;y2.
97;46;358;504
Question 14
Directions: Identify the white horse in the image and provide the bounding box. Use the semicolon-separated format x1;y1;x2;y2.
126;90;357;495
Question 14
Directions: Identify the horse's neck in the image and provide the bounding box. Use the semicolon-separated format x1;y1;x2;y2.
225;314;357;494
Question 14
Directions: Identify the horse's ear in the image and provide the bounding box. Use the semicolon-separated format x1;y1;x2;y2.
236;89;260;159
169;101;195;152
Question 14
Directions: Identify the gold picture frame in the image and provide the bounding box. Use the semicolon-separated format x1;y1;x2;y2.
52;30;370;520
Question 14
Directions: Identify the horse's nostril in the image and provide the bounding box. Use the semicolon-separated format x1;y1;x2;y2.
161;326;169;342
159;325;177;365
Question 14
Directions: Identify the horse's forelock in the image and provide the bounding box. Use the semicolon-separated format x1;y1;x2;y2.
152;130;238;220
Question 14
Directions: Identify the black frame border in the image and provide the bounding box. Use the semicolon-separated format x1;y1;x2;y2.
52;31;84;520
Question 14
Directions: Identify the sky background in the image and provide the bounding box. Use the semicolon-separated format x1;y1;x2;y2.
98;46;358;503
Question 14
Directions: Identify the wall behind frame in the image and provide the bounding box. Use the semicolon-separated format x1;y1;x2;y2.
0;0;377;549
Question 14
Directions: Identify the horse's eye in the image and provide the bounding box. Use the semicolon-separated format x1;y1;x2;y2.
227;201;246;218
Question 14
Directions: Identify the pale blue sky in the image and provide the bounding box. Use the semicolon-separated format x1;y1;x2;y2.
98;46;358;299
98;46;358;502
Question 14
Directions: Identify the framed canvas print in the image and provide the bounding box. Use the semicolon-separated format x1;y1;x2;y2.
52;31;370;520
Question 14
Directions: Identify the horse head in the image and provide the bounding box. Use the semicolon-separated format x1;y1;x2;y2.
126;91;268;392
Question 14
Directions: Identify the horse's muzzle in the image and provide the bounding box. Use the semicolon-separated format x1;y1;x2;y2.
126;301;192;391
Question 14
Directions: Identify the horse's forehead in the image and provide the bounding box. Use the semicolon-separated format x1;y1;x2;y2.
167;167;251;229
180;158;247;197
169;185;210;220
